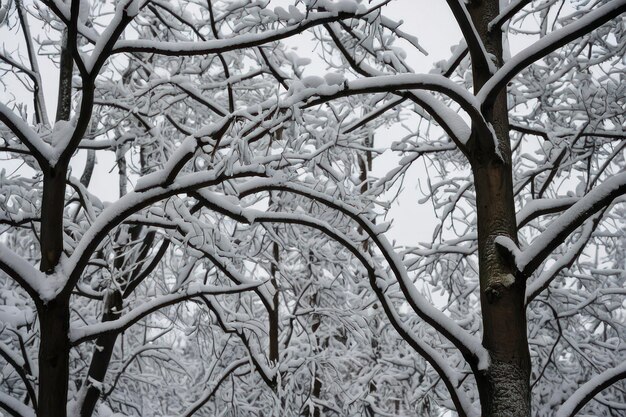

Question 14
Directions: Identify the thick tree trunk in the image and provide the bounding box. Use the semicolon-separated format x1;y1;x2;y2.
467;1;531;415
40;168;67;273
37;297;71;417
473;161;530;416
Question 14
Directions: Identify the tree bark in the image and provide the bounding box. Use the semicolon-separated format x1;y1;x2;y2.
37;296;71;417
467;1;531;415
40;167;67;273
79;290;123;417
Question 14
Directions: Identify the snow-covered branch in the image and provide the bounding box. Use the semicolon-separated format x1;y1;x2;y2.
112;7;373;56
64;165;268;294
236;180;488;367
0;392;35;417
180;359;248;417
69;282;261;345
446;0;495;75
0;243;53;302
555;362;626;417
0;103;54;167
497;172;626;277
479;0;626;106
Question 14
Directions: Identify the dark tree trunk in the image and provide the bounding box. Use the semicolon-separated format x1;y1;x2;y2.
36;28;74;416
80;290;123;417
37;296;71;417
467;1;531;415
40;167;67;273
269;241;280;366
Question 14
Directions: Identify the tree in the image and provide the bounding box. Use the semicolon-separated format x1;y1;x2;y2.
1;0;625;417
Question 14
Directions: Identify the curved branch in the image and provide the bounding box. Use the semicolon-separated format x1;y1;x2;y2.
69;282;261;345
518;173;626;277
0;392;35;417
112;6;381;56
556;362;626;417
63;165;267;296
0;343;37;410
248;207;478;416
236;180;488;369
0;103;53;167
0;243;46;302
479;0;626;107
525;211;604;304
488;0;532;32
180;359;248;417
446;0;494;76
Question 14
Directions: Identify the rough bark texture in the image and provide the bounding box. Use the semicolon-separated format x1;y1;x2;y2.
467;0;531;415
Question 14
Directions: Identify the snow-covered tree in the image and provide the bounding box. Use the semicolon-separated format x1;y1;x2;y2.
1;0;625;417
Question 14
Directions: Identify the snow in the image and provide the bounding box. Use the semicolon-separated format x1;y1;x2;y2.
0;243;68;302
305;0;368;15
0;102;55;164
301;75;325;88
70;283;262;344
135;135;197;191
113;9;364;56
556;361;626;417
478;0;626;103
0;305;35;327
515;172;626;274
516;197;579;227
0;392;35;417
324;72;345;85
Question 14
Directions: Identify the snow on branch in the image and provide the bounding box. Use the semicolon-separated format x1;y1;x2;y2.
0;243;63;302
236;180;489;369
301;73;480;119
488;0;532;32
69;282;262;345
84;0;142;74
0;391;35;417
112;6;376;57
496;172;626;277
64;165;268;294
555;361;626;417
376;291;479;417
525;212;603;304
0;342;36;408
446;0;496;75
180;359;248;417
0;103;54;167
478;0;626;106
516;197;579;228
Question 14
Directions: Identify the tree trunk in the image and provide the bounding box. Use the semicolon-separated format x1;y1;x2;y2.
37;297;71;417
467;0;531;415
269;241;280;366
40;167;67;273
473;161;530;416
80;290;123;417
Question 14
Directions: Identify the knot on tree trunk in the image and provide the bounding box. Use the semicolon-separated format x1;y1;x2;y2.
485;272;516;303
